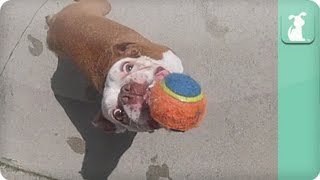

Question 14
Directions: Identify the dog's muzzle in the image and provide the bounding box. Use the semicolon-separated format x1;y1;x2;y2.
113;66;170;130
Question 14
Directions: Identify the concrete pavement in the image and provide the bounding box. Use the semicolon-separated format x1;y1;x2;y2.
0;0;277;179
1;162;54;180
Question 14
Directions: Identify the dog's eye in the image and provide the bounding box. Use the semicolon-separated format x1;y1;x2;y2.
113;109;123;121
122;62;134;73
112;109;129;125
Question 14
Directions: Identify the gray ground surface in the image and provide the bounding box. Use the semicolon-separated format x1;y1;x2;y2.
1;163;52;180
0;0;277;179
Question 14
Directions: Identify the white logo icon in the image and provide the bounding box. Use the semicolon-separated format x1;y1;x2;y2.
288;12;307;41
310;0;320;8
314;172;320;180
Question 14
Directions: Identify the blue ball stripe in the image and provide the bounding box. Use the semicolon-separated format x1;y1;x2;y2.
164;73;202;97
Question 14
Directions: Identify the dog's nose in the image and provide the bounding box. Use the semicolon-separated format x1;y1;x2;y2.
121;84;131;93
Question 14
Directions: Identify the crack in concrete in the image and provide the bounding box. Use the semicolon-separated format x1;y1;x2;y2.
0;161;57;180
0;0;49;77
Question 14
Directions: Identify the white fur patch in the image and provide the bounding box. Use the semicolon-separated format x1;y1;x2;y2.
101;50;183;132
123;104;141;121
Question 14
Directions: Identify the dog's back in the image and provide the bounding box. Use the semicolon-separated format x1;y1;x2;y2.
46;0;160;93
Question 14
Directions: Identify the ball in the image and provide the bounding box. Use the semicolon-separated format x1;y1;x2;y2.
149;73;207;131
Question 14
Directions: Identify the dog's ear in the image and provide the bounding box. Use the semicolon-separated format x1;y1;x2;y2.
288;15;295;20
112;42;141;58
299;12;307;17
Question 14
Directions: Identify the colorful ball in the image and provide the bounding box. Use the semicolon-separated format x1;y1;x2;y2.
149;73;207;131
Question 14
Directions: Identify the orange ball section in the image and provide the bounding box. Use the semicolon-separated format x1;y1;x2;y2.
149;82;207;131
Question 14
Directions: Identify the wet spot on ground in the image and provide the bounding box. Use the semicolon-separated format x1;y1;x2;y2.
66;137;85;155
146;156;172;180
27;34;43;56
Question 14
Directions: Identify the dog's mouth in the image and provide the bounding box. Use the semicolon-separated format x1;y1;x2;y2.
154;66;169;81
113;67;170;131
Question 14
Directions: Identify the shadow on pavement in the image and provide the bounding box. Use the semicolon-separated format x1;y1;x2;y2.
51;57;136;180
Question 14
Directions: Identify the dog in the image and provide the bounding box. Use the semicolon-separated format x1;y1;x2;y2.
46;0;184;133
288;12;307;41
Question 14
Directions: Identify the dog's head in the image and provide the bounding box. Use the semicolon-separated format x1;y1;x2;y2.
101;42;184;132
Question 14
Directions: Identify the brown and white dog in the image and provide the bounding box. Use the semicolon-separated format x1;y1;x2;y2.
46;0;184;133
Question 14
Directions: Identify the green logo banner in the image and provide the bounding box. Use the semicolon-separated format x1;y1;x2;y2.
279;0;320;179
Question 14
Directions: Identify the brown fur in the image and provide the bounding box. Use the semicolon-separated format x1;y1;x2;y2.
46;0;170;94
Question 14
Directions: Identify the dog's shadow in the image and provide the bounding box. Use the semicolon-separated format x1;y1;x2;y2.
51;57;137;180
